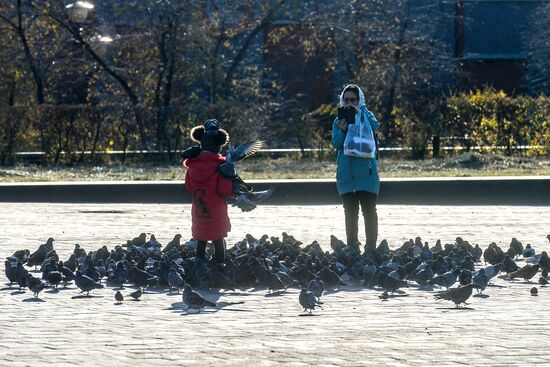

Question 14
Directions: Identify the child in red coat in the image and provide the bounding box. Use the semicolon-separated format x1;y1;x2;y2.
183;120;234;267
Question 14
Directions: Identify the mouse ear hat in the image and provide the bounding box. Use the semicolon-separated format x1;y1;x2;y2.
190;119;229;151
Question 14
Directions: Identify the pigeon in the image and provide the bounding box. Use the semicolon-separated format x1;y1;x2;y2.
434;283;479;307
26;273;46;298
307;277;325;300
483;243;504;265
109;262;127;288
46;270;62;289
130;233;147;247
459;269;472;286
482;262;503;283
75;270;104;296
317;266;346;289
218;140;272;212
223;140;264;169
420;243;433;262
4;258;19;285
57;261;75;286
264;270;286;293
379;290;389;301
27;238;55;269
523;244;535;258
472;268;489;294
378;271;407;293
14;262;29;290
538;252;550;272
502;255;519;274
129;289;142;301
538;276;548;286
228;188;274;212
11;249;30;264
299;288;323;314
471;244;482;262
167;268;186;294
409;263;434;287
509;264;540;282
128;267;159;291
163;234;183;253
115;291;124;304
182;285;216;310
508;238;523;258
428;268;460;289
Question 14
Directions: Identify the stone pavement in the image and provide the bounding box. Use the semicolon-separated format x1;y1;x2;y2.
1;203;549;366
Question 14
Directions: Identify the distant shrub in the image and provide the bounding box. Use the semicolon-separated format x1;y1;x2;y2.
445;89;550;156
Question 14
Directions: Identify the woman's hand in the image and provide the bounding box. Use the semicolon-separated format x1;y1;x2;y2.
338;119;348;132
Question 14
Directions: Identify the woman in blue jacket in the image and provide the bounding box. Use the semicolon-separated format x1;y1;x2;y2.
331;84;380;250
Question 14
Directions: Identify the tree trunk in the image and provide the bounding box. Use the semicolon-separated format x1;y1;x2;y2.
16;0;45;104
381;0;411;140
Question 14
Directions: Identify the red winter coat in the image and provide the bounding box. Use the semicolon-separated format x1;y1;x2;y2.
184;151;234;241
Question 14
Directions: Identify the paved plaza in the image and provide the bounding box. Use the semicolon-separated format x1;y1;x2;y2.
1;203;549;366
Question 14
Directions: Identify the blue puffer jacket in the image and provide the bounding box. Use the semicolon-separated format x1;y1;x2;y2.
331;86;380;196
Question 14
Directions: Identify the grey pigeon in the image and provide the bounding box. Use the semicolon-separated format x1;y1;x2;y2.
472;268;489;294
163;234;183;253
219;140;263;180
27;238;54;269
307;277;325;300
130;233;147;247
4;257;19;285
129;289;142;301
224;140;264;167
182;285;216;310
11;249;30;264
228;188;274;212
26;273;46;298
523;244;535;258
218;140;272;212
167;268;186;293
434;283;479;307
115;291;124;304
483;262;503;283
299;288;323;314
428;268;460;289
75;270;104;296
46;270;62;289
509;264;540;282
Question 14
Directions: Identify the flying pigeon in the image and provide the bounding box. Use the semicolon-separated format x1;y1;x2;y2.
218;140;274;212
228;188;274;212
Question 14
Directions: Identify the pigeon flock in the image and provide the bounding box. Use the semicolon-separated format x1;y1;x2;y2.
3;233;550;313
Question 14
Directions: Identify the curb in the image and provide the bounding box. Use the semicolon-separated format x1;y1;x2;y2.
0;177;549;205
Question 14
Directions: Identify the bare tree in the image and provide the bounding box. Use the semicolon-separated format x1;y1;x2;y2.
525;1;550;95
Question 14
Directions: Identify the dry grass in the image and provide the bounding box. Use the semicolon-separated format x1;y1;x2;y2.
1;153;549;182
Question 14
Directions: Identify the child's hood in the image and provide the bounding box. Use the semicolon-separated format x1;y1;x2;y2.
185;151;226;184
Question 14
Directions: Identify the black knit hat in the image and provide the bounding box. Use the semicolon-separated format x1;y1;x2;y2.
190;119;229;153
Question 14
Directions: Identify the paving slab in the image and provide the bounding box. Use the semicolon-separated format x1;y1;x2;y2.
1;203;550;366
